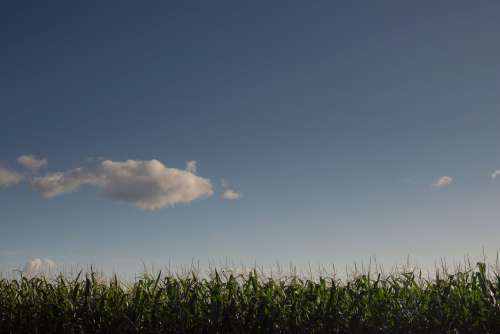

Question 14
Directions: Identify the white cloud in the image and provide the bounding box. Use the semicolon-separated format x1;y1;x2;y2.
30;159;213;210
222;189;242;200
17;155;47;171
432;176;453;188
492;170;500;180
0;167;23;188
23;258;56;276
99;159;213;209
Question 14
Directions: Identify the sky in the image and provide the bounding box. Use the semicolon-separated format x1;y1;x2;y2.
1;1;500;276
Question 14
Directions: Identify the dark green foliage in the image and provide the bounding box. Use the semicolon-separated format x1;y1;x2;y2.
1;264;500;333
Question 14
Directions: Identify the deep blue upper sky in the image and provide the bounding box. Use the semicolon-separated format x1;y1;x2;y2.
2;1;500;275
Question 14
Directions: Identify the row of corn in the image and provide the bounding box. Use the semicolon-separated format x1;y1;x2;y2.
1;263;499;333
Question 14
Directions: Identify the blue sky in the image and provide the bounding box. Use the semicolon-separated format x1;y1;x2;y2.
1;1;500;275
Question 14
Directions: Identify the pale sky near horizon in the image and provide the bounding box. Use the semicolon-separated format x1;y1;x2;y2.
1;1;500;276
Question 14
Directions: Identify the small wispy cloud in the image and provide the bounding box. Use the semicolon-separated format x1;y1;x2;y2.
222;189;242;200
17;155;47;171
492;170;500;180
0;167;24;188
431;176;453;188
220;179;242;200
31;167;100;198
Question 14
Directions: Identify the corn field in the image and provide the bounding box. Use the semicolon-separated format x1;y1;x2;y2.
1;263;500;333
